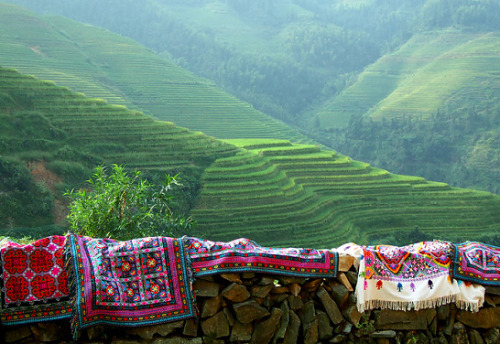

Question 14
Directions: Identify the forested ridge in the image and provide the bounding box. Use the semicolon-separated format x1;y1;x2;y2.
6;0;500;194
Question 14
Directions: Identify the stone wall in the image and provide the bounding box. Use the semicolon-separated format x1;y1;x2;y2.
2;256;500;344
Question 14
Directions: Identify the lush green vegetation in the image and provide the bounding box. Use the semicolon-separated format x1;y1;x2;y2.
192;139;500;247
0;2;310;143
317;30;500;193
0;66;236;238
66;165;194;240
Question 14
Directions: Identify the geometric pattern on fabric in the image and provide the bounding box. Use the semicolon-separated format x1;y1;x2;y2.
452;242;500;286
356;241;484;312
184;237;338;278
66;235;196;339
0;236;71;325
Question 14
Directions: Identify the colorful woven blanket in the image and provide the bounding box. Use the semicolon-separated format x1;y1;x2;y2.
356;241;484;312
66;235;196;338
184;237;338;278
0;236;71;325
452;242;500;286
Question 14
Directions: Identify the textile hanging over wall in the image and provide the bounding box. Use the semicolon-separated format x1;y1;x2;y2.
66;235;196;339
184;237;338;278
356;241;485;313
0;236;71;325
452;242;500;286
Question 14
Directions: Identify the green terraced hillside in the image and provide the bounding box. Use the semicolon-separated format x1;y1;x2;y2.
0;66;238;235
191;139;500;248
317;30;500;128
1;67;499;246
0;2;310;142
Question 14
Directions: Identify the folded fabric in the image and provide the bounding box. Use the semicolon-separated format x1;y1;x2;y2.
356;241;484;313
452;242;500;286
66;235;196;339
0;236;72;325
184;237;338;278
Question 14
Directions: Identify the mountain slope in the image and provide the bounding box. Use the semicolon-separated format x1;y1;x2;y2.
0;2;310;142
2;67;499;246
315;30;500;193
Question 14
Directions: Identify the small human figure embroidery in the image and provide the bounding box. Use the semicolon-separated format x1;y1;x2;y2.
428;280;434;289
376;280;383;290
410;282;415;292
364;280;368;290
397;282;403;292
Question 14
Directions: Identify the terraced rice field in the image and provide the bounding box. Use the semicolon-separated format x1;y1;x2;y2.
191;139;500;248
0;2;311;142
0;67;237;183
317;30;500;128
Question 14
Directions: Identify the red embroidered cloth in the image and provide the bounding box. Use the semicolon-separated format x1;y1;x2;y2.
0;236;71;325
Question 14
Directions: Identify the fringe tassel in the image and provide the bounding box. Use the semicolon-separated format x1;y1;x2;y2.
357;293;482;313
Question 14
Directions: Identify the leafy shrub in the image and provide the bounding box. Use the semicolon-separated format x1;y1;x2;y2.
65;165;194;240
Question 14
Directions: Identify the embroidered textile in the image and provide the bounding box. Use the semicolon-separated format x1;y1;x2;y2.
184;237;338;277
356;241;484;312
66;235;196;338
452;242;500;286
0;236;71;325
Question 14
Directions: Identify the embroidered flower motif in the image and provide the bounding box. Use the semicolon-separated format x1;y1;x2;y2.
5;276;29;302
31;274;56;299
105;285;116;296
58;271;69;295
3;249;28;274
30;249;54;273
32;237;50;247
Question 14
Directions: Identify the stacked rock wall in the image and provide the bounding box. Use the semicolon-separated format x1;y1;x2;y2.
2;256;500;343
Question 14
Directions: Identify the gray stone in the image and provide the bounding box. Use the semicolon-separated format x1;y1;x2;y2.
303;317;319;344
284;310;301;344
201;296;222;318
346;270;358;287
317;286;344;325
301;300;316;324
125;321;184;339
437;332;449;344
230;320;253;342
220;273;242;284
223;307;235;327
250;308;283;344
31;322;66;342
485;328;500;344
4;325;32;343
251;284;274;298
242;272;255;279
87;326;105;340
279;276;304;285
370;330;397;339
183;318;198;337
317;310;334;340
259;276;276;285
233;299;270;324
221;283;250;302
452;322;470;344
201;311;230;338
468;329;485;344
342;302;362;327
373;309;436;330
458;308;500;329
273;300;290;343
193;279;220;297
437;305;451;321
328;281;349;307
151;337;203;344
287;294;304;311
485;286;500;296
445;305;458;336
330;334;348;343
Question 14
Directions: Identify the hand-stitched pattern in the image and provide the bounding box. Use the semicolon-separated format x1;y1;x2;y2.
184;237;338;278
452;242;500;286
66;235;196;339
0;236;71;325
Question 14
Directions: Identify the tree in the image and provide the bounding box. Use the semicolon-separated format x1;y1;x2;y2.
65;164;194;240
